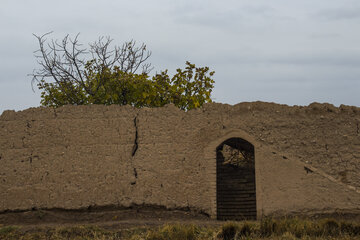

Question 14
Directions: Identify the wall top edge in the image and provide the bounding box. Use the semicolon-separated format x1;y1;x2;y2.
1;101;360;121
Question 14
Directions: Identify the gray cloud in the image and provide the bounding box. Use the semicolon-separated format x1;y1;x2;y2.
266;53;360;67
316;8;360;20
309;33;341;39
1;0;360;114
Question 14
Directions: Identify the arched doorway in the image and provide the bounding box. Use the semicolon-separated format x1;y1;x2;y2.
216;137;256;220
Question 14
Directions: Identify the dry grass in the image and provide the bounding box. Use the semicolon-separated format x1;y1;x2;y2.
1;218;360;239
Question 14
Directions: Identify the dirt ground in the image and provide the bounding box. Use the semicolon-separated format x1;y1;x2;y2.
2;205;360;234
0;206;223;232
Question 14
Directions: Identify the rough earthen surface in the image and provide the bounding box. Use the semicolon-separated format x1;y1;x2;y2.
1;102;360;218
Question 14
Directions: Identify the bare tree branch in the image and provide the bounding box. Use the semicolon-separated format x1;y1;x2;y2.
30;32;153;104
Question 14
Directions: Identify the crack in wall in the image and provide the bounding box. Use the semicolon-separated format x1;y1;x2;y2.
304;166;313;174
132;116;138;157
130;115;139;185
25;120;35;163
131;168;138;185
21;137;26;148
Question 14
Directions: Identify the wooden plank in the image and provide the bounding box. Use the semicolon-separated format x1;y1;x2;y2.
217;188;256;192
217;198;256;203
217;209;256;213
217;202;257;207
217;206;257;210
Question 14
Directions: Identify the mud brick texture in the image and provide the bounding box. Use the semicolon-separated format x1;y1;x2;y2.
1;102;360;218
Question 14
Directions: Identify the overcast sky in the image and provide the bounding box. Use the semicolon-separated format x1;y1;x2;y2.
1;0;360;114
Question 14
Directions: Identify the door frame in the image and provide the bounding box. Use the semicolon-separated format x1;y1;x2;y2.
203;129;263;219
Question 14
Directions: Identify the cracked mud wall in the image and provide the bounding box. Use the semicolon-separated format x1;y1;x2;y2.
1;102;360;217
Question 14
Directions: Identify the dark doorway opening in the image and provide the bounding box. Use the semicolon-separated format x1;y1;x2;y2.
216;138;256;220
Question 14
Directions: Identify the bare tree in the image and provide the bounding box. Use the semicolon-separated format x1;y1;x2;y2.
30;32;153;102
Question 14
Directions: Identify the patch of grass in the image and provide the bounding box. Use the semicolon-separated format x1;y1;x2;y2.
339;221;360;236
217;221;256;240
0;218;359;239
219;222;240;240
0;226;17;235
0;226;20;240
145;224;201;240
260;217;320;238
259;217;360;239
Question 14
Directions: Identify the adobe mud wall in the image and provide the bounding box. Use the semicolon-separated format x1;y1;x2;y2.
1;102;360;218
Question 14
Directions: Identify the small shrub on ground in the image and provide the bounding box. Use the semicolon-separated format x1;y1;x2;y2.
340;221;360;236
260;217;277;237
238;222;253;237
320;218;340;236
218;222;240;240
217;221;256;240
146;224;200;240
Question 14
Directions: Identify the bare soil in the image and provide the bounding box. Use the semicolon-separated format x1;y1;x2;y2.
1;205;360;233
0;206;221;232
